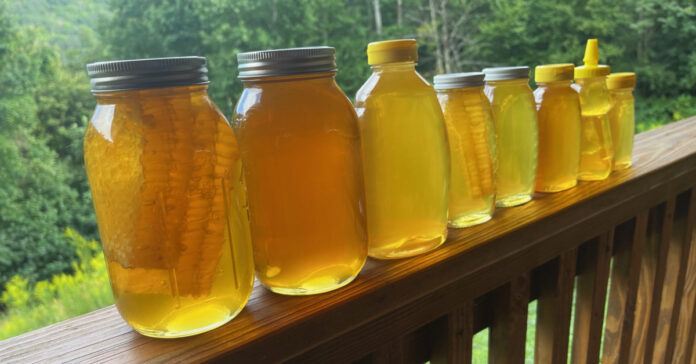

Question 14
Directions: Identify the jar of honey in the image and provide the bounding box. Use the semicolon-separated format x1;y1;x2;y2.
84;57;254;338
355;39;449;259
434;72;496;228
533;64;582;192
483;66;538;207
574;39;614;180
234;47;367;295
607;72;636;170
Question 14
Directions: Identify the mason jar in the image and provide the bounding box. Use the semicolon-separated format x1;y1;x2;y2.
84;57;254;338
234;47;368;295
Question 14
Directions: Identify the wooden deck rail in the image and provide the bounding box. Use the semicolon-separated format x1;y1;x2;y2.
2;116;696;363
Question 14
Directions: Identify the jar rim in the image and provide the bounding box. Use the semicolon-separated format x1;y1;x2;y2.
237;47;337;79
86;57;209;92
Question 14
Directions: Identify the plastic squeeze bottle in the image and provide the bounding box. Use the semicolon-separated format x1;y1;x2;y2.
573;39;614;181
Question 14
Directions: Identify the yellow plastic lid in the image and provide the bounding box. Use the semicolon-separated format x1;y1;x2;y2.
535;63;574;82
574;39;610;79
606;72;636;89
367;39;418;65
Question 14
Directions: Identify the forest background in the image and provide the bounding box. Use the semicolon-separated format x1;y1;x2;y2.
0;0;695;344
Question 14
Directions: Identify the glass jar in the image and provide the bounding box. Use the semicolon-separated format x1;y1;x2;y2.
483;66;538;207
574;39;614;180
434;72;496;228
607;72;636;170
533;64;582;192
355;39;449;259
84;57;254;338
234;47;367;295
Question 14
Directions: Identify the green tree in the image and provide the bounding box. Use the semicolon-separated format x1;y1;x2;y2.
0;3;97;289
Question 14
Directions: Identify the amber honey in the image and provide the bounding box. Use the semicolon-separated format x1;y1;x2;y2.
84;81;254;338
533;64;582;192
356;40;449;259
235;47;367;295
483;67;538;207
434;73;496;228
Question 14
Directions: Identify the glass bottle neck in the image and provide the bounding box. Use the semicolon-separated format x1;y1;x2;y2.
92;84;209;101
241;72;336;86
436;86;484;94
536;80;572;88
486;79;530;86
371;61;416;72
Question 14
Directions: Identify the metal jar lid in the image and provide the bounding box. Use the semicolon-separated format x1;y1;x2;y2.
433;72;485;89
482;66;530;81
86;57;209;92
237;47;337;79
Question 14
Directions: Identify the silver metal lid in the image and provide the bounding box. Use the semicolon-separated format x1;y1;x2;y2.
86;57;209;92
237;47;337;79
482;66;530;81
433;72;485;89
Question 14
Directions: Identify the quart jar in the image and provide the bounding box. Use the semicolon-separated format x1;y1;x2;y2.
84;57;254;338
234;47;367;295
434;72;496;228
574;39;614;180
355;39;449;259
607;72;636;170
483;66;538;207
533;64;582;192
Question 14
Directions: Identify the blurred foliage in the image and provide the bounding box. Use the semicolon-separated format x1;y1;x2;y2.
0;0;694;337
0;1;97;291
0;229;112;340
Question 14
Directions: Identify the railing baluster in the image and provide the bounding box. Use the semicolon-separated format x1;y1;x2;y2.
490;274;529;364
570;232;613;364
372;338;405;364
602;212;648;364
534;250;577;364
672;188;696;364
430;302;473;364
644;198;676;363
654;191;693;363
629;201;674;363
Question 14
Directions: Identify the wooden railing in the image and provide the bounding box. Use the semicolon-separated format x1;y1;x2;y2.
2;116;696;364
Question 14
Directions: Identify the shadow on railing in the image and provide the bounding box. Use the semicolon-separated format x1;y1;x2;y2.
1;116;696;364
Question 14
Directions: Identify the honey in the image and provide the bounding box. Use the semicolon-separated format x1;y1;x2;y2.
234;47;367;294
355;40;449;259
85;57;254;338
434;72;496;227
533;64;582;192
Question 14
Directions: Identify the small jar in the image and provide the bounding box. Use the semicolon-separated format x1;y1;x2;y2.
234;47;367;295
84;57;254;338
574;39;614;180
533;64;582;192
483;66;538;207
434;72;496;228
355;39;449;259
607;72;636;170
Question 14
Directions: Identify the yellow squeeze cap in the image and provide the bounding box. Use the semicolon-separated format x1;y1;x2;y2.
575;39;610;79
367;39;418;65
607;72;636;90
535;63;574;83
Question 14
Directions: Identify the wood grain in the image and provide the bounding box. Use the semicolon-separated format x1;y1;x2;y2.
0;117;695;363
630;200;675;364
429;302;473;364
534;250;576;364
490;275;529;364
570;232;613;364
653;191;692;363
672;189;696;364
602;213;648;364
